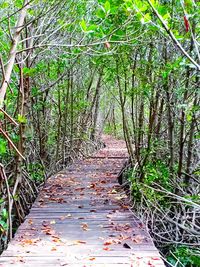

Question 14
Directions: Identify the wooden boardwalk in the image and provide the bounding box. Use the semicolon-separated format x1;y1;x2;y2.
0;136;165;266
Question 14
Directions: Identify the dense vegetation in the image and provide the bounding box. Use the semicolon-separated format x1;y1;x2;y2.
0;0;199;266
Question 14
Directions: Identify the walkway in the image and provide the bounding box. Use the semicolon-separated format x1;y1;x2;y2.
0;136;165;266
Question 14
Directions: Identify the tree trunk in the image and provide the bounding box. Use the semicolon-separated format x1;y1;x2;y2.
0;0;29;106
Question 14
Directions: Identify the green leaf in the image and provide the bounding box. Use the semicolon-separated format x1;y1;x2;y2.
1;208;8;220
0;137;7;155
104;1;110;13
141;13;151;24
80;19;87;31
0;2;9;8
23;67;36;76
96;8;105;19
0;220;7;231
17;114;27;124
162;71;168;79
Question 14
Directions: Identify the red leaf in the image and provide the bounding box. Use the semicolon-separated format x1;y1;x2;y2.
184;16;189;32
103;240;113;246
103;247;111;251
151;257;161;260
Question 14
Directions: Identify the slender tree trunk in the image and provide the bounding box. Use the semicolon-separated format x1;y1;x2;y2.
70;68;74;151
62;70;70;164
178;31;194;177
185;86;199;184
164;40;174;173
91;72;103;141
116;57;134;159
0;0;29;106
155;98;164;138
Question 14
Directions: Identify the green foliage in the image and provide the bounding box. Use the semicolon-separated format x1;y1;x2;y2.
104;123;123;138
128;159;172;205
143;160;170;187
17;114;27;124
80;19;87;32
0;137;7;156
0;208;8;234
27;163;45;183
167;246;200;267
23;67;36;77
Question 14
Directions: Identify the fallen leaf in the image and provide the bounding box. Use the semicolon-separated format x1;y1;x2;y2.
20;257;25;263
11;256;26;264
20;238;40;246
89;257;96;261
103;240;113;246
52;237;62;243
44;229;56;236
60;262;69;266
103;247;111;251
75;240;86;244
49;197;66;203
42;221;49;227
90;209;96;212
132;235;144;243
123;243;131;249
81;223;89;231
88;183;96;188
151;257;161;260
148;260;154;266
75;187;85;191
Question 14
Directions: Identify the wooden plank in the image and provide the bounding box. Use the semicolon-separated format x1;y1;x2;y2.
0;255;164;265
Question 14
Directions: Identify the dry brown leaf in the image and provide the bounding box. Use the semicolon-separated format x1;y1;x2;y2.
89;257;96;261
75;240;87;244
90;209;96;212
81;223;89;231
132;235;144;243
